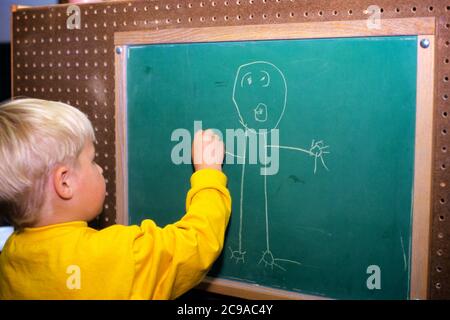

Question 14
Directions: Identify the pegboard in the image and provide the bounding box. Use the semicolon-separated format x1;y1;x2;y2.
9;0;450;299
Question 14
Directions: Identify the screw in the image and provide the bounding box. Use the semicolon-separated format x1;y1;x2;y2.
420;38;430;49
115;47;122;54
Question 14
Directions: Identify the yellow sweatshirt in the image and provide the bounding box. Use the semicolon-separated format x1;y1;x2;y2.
0;169;231;300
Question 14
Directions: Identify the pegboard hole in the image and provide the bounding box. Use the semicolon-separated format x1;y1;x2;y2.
437;249;444;256
276;12;281;18
411;7;417;13
444;76;449;82
304;12;309;17
442;146;448;153
332;10;338;16
439;215;445;221
438;232;444;239
443;129;448;135
441;163;447;170
445;58;449;64
428;6;434;12
443;94;449;101
436;266;442;273
440;182;447;188
440;198;446;204
318;10;323;16
442;111;448;118
348;9;353;15
436;282;441;289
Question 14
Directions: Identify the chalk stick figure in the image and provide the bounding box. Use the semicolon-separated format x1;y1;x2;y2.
229;61;330;271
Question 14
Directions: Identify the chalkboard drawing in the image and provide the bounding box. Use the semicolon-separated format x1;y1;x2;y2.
232;61;287;133
254;103;268;122
229;61;330;271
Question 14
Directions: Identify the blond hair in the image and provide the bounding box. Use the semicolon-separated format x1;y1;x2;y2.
0;98;95;229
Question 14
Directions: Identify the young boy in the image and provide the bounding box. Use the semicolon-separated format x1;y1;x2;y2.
0;98;231;299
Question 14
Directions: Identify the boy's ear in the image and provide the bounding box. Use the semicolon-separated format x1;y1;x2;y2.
53;165;74;200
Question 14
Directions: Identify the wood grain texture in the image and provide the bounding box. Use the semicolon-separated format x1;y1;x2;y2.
115;17;436;45
197;277;330;300
115;46;128;226
410;35;436;300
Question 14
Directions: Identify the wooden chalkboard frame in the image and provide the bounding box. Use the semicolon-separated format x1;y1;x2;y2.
114;17;435;300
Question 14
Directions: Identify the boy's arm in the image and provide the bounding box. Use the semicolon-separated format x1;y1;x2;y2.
130;130;231;299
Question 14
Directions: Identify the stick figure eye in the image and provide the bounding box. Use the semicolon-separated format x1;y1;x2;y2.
260;70;270;87
240;72;253;87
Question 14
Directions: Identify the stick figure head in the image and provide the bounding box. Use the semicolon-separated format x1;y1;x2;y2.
232;61;287;132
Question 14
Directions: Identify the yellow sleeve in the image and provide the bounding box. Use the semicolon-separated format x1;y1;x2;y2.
130;169;232;299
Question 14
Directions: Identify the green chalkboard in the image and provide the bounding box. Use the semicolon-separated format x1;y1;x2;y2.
125;36;417;299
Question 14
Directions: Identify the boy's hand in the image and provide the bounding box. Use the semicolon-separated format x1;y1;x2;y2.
192;129;224;172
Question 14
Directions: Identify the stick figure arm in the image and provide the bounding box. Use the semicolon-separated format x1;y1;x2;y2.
265;144;314;157
266;140;330;158
266;140;330;174
225;151;244;159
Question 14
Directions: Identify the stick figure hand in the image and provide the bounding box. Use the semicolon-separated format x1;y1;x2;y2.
309;139;330;173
